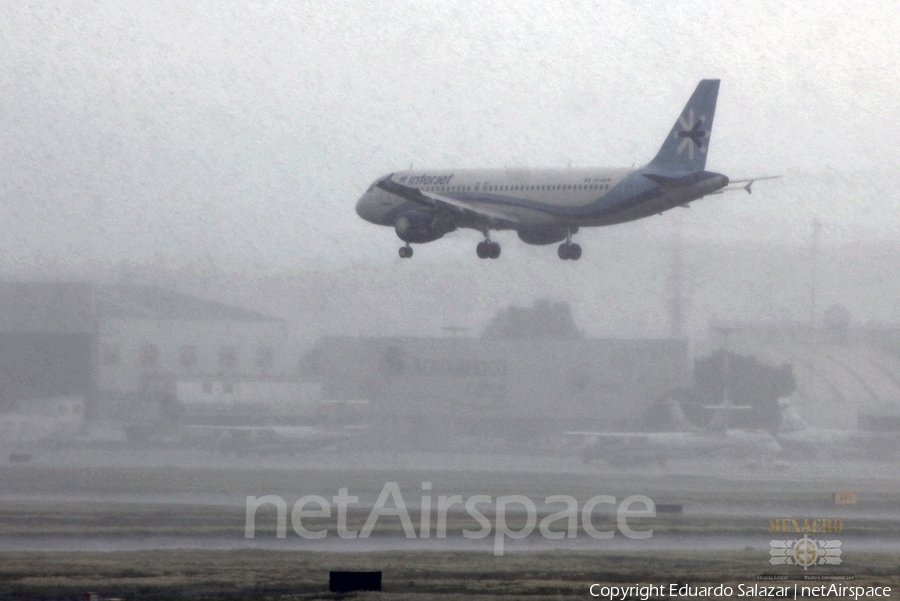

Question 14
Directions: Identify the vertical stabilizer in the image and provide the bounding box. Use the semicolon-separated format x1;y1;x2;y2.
666;396;699;432
777;398;809;433
648;79;720;172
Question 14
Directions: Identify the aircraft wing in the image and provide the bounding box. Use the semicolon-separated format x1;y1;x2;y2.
566;431;643;437
188;424;347;441
565;431;659;443
376;173;521;224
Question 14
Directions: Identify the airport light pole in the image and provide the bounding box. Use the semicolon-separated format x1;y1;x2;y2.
710;326;738;430
810;218;821;326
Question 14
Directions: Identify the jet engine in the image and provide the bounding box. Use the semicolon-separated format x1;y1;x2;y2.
516;226;577;245
394;210;456;244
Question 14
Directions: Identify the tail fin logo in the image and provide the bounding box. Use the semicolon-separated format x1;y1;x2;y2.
674;108;709;160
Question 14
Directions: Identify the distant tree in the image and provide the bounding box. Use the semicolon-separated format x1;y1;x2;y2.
689;351;796;432
481;299;581;339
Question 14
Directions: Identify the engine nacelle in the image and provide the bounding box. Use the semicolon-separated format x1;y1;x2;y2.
516;226;577;246
394;210;456;244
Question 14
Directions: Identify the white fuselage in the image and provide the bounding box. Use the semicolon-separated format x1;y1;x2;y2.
356;166;727;231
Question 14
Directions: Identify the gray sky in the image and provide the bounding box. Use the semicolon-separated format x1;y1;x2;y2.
1;0;898;277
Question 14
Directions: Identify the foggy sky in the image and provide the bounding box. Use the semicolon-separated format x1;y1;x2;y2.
2;0;898;274
2;1;900;343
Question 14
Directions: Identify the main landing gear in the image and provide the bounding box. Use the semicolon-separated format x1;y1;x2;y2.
558;243;581;260
476;233;501;259
399;244;413;259
557;229;582;260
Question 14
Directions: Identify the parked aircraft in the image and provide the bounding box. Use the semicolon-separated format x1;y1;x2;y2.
356;79;777;259
568;397;781;466
0;396;84;451
776;399;900;460
186;424;354;456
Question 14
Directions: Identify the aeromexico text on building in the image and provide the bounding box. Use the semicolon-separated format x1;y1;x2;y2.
301;337;691;440
391;358;507;378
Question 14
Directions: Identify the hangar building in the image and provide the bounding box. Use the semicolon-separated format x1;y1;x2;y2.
0;282;295;426
712;319;900;431
301;336;690;447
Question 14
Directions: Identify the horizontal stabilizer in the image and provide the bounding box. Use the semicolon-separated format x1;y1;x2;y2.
719;175;782;195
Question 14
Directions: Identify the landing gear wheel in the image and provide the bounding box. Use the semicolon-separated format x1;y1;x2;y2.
557;242;582;260
399;245;413;258
477;241;501;259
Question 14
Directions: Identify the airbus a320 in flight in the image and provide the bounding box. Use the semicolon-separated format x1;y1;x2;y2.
356;79;776;260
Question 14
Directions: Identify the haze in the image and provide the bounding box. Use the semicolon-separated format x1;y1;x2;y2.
1;0;899;339
2;5;900;595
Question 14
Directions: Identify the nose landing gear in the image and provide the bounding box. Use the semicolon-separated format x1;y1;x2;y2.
399;244;413;259
557;229;582;260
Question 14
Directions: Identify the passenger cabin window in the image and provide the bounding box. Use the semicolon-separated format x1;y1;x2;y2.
139;344;159;368
218;346;238;371
178;344;199;371
179;345;198;370
256;346;274;371
101;344;121;366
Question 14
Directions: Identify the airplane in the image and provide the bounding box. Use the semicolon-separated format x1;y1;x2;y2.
356;79;778;259
567;396;782;467
0;396;85;454
186;423;355;456
775;399;900;461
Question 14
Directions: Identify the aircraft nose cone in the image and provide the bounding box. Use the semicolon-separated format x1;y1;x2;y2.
355;194;370;220
356;189;383;224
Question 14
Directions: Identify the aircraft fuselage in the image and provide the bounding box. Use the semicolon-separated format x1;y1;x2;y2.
356;166;728;230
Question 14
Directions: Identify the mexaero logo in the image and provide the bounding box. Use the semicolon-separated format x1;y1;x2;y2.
674;107;708;160
770;536;843;569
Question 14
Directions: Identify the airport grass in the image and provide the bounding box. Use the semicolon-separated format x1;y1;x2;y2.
1;549;898;600
3;464;900;513
1;463;899;598
4;499;900;540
